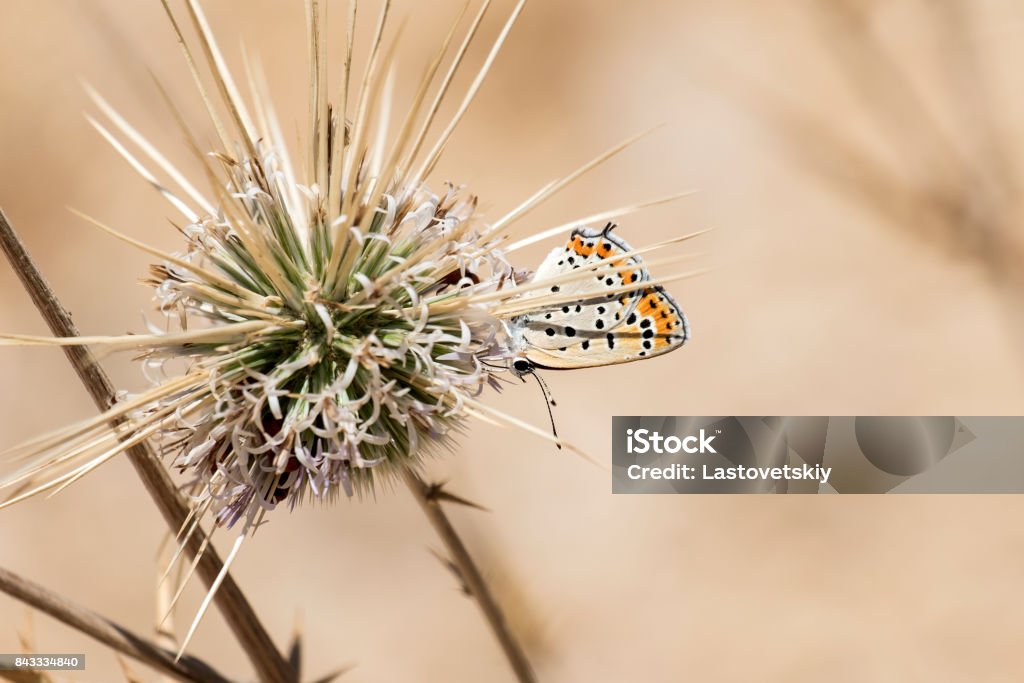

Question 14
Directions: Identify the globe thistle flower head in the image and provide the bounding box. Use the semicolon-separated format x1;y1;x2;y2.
158;173;510;529
0;0;703;537
92;0;539;530
0;0;711;660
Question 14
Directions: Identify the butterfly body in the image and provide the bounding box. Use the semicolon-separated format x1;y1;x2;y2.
505;225;689;370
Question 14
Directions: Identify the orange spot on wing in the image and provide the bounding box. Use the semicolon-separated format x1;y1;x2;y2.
571;234;596;257
637;292;660;316
634;288;682;344
654;313;677;337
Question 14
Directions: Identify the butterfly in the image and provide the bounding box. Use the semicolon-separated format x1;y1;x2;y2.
505;223;689;372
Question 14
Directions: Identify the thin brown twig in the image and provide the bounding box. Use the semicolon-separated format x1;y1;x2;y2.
0;672;46;683
0;565;232;683
0;668;51;683
402;469;537;683
0;210;294;683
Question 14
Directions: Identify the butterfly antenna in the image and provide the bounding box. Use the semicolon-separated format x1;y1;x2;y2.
602;221;618;237
530;371;561;450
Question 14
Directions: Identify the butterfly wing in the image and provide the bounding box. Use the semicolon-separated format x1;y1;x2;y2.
514;227;646;349
521;285;689;368
509;226;689;369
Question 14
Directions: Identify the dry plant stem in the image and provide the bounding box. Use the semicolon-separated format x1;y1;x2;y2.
402;469;537;683
0;671;45;683
0;210;294;683
0;566;232;683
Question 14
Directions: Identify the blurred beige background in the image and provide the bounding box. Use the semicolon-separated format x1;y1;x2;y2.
2;1;1024;681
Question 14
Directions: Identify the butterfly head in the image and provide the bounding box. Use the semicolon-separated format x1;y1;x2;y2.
510;354;534;376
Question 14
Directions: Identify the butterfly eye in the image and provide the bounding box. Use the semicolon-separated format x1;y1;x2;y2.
512;358;532;373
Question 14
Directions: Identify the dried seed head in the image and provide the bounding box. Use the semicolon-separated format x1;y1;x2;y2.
151;159;515;527
2;0;699;537
0;1;706;657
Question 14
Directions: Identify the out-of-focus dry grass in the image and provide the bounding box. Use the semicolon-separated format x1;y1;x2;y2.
2;1;1024;681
